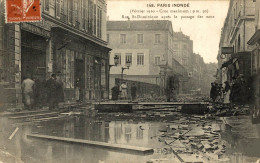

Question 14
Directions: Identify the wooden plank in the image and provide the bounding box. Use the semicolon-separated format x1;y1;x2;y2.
27;134;154;154
93;102;208;105
0;110;49;117
8;112;59;119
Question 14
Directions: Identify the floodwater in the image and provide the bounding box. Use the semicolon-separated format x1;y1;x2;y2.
0;114;260;163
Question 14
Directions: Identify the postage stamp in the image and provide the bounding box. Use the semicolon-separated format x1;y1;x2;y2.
5;0;41;23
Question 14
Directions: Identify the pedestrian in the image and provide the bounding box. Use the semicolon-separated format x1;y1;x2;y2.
21;74;35;110
120;82;128;100
46;74;57;110
111;84;119;100
223;81;231;105
56;72;64;107
210;82;217;103
32;75;41;109
230;77;240;106
131;83;137;101
238;74;247;104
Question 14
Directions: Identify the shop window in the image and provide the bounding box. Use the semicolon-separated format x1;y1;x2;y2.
63;49;74;88
125;53;132;65
137;53;144;65
86;55;94;90
120;34;126;44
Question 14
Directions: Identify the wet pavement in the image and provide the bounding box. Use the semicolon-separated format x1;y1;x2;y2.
0;109;260;163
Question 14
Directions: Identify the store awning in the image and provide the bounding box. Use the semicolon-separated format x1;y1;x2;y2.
221;51;250;69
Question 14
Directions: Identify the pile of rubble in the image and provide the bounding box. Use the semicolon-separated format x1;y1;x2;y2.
146;115;229;163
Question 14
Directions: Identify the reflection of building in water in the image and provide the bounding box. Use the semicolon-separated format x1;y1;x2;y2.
108;122;149;146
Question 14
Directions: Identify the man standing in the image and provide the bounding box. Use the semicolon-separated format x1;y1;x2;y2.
21;75;35;110
46;74;57;110
120;82;128;100
111;84;119;100
131;83;137;101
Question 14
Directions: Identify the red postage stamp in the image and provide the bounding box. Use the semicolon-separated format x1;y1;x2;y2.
5;0;41;23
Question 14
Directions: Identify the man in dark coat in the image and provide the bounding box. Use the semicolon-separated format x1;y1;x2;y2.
210;82;217;102
111;84;119;100
131;83;137;101
46;74;57;110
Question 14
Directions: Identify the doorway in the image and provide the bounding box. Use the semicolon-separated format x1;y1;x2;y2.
75;59;85;102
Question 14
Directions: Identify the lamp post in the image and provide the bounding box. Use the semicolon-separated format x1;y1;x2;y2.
121;58;131;81
109;55;119;70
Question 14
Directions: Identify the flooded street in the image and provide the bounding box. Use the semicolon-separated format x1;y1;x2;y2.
1;110;260;163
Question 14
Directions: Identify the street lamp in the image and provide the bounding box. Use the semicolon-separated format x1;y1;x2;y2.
121;58;131;80
109;55;119;70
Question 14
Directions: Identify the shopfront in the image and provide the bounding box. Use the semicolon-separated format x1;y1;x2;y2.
52;28;110;102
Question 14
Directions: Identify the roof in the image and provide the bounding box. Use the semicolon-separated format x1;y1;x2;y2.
107;20;172;31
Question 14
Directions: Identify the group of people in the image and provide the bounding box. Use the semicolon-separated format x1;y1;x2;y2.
210;74;250;106
21;73;64;110
111;82;137;101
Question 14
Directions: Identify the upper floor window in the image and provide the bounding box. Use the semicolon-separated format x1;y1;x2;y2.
155;34;161;43
137;53;144;65
137;34;143;44
120;34;126;44
56;0;61;18
68;0;73;24
97;7;102;38
155;57;160;65
107;34;110;43
115;53;121;65
44;0;50;11
125;53;132;65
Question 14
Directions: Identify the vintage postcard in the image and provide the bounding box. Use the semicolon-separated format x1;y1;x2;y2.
0;0;259;162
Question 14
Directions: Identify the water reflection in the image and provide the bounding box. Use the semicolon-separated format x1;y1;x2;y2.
1;115;260;163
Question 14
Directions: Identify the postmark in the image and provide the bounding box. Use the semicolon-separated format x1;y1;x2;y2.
5;0;41;23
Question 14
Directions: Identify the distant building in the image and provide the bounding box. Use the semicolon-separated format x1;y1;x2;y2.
0;0;111;107
217;0;255;84
107;20;186;95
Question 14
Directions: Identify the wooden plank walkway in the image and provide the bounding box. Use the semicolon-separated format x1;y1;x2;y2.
8;112;59;119
27;134;154;154
93;102;208;105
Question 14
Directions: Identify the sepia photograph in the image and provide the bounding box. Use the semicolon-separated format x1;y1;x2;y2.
0;0;260;162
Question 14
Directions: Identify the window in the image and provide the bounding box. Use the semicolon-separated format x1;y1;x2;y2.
97;7;102;38
107;34;109;43
120;34;126;44
44;0;50;11
137;53;144;65
155;57;160;65
155;34;160;43
93;4;97;35
56;0;61;18
115;53;121;65
88;0;93;33
68;0;73;24
137;34;143;44
73;0;78;25
125;53;132;65
83;0;88;30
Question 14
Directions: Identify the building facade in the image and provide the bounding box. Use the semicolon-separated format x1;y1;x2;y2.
0;0;111;107
217;0;255;84
107;20;186;96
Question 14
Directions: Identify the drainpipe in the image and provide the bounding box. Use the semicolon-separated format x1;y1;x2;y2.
243;0;246;51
